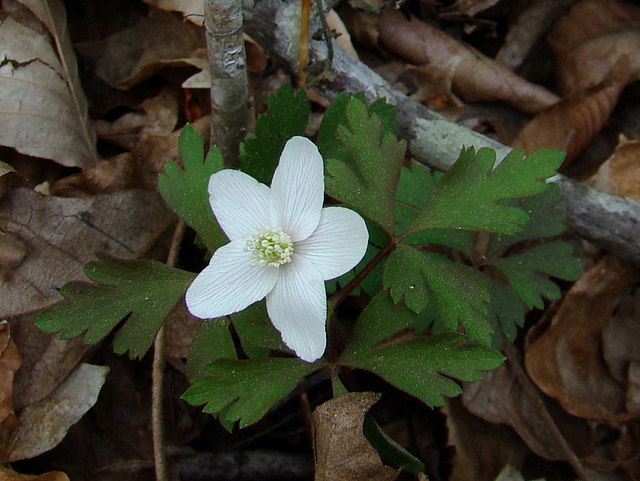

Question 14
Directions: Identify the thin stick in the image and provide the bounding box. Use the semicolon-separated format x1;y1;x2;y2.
298;0;311;85
152;220;186;481
502;341;592;481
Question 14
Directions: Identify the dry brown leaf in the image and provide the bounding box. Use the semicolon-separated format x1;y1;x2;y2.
525;255;640;420
589;138;640;200
312;392;398;481
548;0;640;97
143;0;204;25
50;116;210;196
0;161;25;198
377;9;560;115
327;9;359;59
0;0;96;167
0;322;21;431
462;362;592;461
445;398;530;481
511;70;626;168
0;188;172;318
75;8;205;89
406;58;465;114
164;300;201;359
1;363;109;462
0;467;68;481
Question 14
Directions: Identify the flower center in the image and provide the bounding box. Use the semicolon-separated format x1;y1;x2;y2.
245;226;294;267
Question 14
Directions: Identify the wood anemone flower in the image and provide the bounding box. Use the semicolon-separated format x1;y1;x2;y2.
186;136;369;362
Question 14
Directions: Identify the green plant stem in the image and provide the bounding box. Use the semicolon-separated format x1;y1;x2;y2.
328;239;396;314
152;220;185;481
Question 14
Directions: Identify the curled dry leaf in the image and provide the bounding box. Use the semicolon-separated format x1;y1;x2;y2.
589;138;640;200
377;9;560;114
511;66;627;168
50;116;210;196
1;363;109;462
525;255;640;420
0;322;21;431
313;392;398;481
0;188;172;318
462;362;592;462
0;0;96;167
143;0;205;25
75;8;205;89
548;0;640;97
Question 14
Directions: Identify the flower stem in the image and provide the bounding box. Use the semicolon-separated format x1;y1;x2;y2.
328;239;396;313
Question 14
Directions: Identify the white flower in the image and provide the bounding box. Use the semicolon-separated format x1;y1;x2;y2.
185;136;369;362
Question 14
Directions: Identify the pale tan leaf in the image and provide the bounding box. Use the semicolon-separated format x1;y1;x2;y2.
0;188;172;318
525;255;640;420
3;363;109;462
0;467;69;481
313;392;398;481
589;138;640;200
548;0;640;96
0;0;96;167
377;9;560;115
0;161;25;198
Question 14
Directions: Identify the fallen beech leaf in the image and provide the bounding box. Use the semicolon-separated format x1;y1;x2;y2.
377;9;560;115
0;232;27;269
548;0;640;97
9;312;88;413
2;363;109;462
50;116;210;196
525;255;640;420
0;188;172;318
445;398;529;481
0;467;68;481
589;138;640;200
511;71;626;168
462;362;592;461
0;0;96;167
144;0;205;25
313;392;398;481
75;8;205;89
0;322;21;431
406;58;465;113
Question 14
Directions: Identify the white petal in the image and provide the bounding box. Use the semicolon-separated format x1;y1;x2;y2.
295;207;369;280
270;136;324;242
209;169;272;241
186;240;279;319
266;255;327;362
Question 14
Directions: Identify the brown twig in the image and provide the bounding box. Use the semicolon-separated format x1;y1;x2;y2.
502;340;592;481
152;220;186;481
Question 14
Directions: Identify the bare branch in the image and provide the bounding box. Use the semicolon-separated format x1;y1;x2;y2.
205;0;248;167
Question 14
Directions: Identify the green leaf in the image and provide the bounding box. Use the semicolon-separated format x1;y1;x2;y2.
187;318;237;379
404;148;565;237
491;241;582;309
363;414;425;473
325;97;406;233
159;124;226;251
344;332;504;407
487;280;525;346
231;301;289;356
395;162;473;253
384;246;493;344
183;357;320;428
486;183;567;256
36;253;195;359
317;93;399;165
342;293;417;355
240;84;310;184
